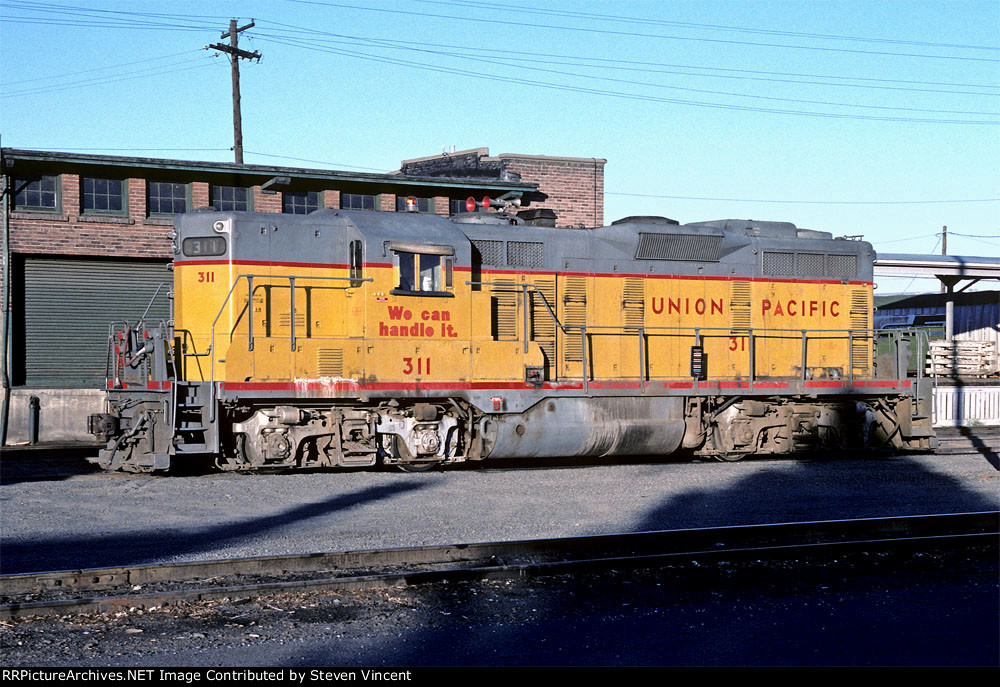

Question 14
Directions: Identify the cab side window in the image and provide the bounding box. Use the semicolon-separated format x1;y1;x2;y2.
391;245;454;296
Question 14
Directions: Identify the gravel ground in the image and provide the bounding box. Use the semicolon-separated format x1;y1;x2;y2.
1;449;997;575
1;445;997;667
1;545;996;667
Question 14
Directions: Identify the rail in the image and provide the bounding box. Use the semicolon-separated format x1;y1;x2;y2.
2;512;995;619
469;280;921;392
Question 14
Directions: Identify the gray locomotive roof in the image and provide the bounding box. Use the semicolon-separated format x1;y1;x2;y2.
176;210;873;281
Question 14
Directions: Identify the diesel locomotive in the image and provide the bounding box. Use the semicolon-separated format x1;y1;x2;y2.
88;204;937;472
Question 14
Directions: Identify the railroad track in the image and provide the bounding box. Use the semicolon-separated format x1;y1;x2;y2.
934;427;1000;455
2;512;996;620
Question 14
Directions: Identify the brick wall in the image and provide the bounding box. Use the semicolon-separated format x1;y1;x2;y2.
399;149;606;228
9;173;171;259
499;155;605;229
253;185;283;214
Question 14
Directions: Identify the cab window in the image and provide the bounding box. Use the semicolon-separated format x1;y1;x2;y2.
391;244;454;296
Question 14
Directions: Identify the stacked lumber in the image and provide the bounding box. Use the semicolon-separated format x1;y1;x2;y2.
926;340;999;377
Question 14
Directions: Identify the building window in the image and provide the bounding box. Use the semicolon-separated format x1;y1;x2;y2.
341;193;376;211
13;176;58;211
147;182;188;215
82;177;125;214
211;185;249;211
396;196;431;213
282;191;319;215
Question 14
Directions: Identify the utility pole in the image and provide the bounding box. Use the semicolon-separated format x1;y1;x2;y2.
209;19;260;164
941;225;948;294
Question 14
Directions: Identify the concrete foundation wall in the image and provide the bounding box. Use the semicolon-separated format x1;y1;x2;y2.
5;388;104;444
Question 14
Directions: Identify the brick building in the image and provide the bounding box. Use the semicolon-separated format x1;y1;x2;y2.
0;147;605;444
401;148;606;229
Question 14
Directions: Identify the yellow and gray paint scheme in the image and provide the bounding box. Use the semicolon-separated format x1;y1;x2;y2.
89;209;936;472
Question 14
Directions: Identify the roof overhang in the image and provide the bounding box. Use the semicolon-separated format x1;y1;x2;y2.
875;253;1000;279
0;148;538;194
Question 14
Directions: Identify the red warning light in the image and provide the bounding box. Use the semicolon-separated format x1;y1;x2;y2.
482;196;491;209
466;196;476;212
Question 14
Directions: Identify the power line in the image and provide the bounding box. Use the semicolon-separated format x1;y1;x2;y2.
242;150;391;172
282;0;1000;63
940;231;1000;238
0;57;222;98
252;35;1000;125
606;192;1000;205
0;50;202;87
250;25;1000;100
420;0;1000;52
257;32;996;116
873;234;941;245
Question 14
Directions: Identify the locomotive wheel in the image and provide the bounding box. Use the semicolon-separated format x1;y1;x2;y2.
396;462;438;473
714;452;747;462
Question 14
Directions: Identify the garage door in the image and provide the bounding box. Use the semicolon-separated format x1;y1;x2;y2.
19;257;172;387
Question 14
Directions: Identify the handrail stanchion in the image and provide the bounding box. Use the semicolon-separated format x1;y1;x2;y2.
848;330;854;383
247;276;255;352
638;326;646;389
290;277;297;352
800;330;807;382
522;284;529;355
581;327;588;393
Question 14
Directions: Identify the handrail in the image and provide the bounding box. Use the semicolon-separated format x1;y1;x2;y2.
208;272;371;421
464;279;915;389
138;281;172;325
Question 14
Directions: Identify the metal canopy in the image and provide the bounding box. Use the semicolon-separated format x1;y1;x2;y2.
875;252;1000;341
874;253;1000;279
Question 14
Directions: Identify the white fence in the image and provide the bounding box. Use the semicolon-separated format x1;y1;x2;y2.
933;385;1000;427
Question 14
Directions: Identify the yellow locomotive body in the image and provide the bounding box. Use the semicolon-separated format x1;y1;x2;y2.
92;210;933;472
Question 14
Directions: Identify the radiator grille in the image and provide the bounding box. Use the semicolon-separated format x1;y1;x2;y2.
491;280;519;341
622;278;645;329
730;281;751;333
471;239;504;267
562;276;588;363
763;251;795;276
277;312;306;328
827;254;858;279
530;279;557;377
507;241;545;268
317;348;343;376
850;288;871;372
636;233;722;261
798;253;825;277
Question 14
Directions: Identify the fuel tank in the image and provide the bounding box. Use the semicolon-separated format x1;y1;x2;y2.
481;397;685;459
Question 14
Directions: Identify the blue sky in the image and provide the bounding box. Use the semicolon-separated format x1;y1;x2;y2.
1;0;997;293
